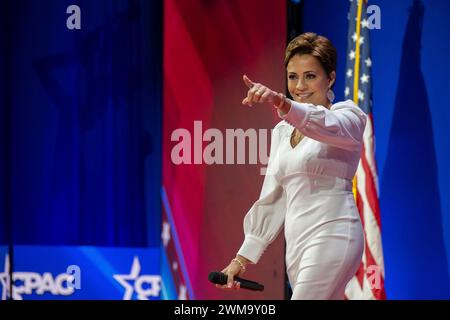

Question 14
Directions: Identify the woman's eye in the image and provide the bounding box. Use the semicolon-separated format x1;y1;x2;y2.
306;74;316;80
288;75;297;80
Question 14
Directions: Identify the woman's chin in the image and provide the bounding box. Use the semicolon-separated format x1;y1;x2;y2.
294;98;313;104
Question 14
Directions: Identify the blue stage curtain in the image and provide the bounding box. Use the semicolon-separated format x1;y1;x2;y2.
0;1;12;246
5;0;162;247
380;0;450;299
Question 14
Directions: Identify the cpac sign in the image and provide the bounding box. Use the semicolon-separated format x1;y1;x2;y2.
0;254;80;300
13;271;76;299
12;265;81;300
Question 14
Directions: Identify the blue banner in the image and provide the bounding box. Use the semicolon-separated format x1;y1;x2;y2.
3;246;161;300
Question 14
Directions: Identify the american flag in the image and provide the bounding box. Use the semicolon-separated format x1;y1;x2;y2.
344;0;386;300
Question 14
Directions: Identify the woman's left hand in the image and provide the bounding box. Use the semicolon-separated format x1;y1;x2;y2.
242;75;284;107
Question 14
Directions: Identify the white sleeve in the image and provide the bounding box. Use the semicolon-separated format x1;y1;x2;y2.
237;123;286;264
278;100;367;151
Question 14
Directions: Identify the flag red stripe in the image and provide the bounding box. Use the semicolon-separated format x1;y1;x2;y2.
355;188;366;289
360;137;382;227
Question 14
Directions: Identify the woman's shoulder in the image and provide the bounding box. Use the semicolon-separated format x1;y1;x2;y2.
331;99;366;114
331;99;367;119
270;120;291;141
274;120;291;130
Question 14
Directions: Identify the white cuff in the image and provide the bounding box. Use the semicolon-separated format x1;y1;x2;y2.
278;100;309;129
237;235;268;264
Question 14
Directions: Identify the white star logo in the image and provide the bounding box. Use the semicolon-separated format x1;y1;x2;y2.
178;284;187;300
114;256;162;300
358;90;365;102
0;254;11;300
361;19;369;28
346;68;353;78
352;33;364;46
161;221;171;247
349;50;356;60
365;57;372;67
359;36;365;45
345;87;350;97
361;74;370;84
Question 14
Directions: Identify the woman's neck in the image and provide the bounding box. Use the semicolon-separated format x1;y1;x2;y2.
321;99;333;109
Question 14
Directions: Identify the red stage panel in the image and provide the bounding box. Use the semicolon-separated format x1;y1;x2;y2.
163;0;286;299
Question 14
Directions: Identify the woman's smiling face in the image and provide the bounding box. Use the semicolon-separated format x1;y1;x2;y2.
286;54;335;107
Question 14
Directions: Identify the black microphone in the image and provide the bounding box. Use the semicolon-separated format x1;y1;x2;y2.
208;271;264;291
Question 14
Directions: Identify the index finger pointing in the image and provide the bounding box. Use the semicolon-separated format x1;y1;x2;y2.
243;74;254;89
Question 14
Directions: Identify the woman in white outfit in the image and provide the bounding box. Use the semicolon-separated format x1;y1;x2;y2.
217;33;366;300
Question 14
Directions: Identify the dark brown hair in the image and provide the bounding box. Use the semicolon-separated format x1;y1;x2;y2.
284;32;337;76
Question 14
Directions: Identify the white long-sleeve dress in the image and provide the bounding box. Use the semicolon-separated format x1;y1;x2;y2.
237;99;366;299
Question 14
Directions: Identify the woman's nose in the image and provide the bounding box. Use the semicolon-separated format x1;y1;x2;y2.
296;78;307;91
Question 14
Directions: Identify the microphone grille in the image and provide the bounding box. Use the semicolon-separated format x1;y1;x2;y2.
208;271;227;285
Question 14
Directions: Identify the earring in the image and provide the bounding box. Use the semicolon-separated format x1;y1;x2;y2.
326;88;335;103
